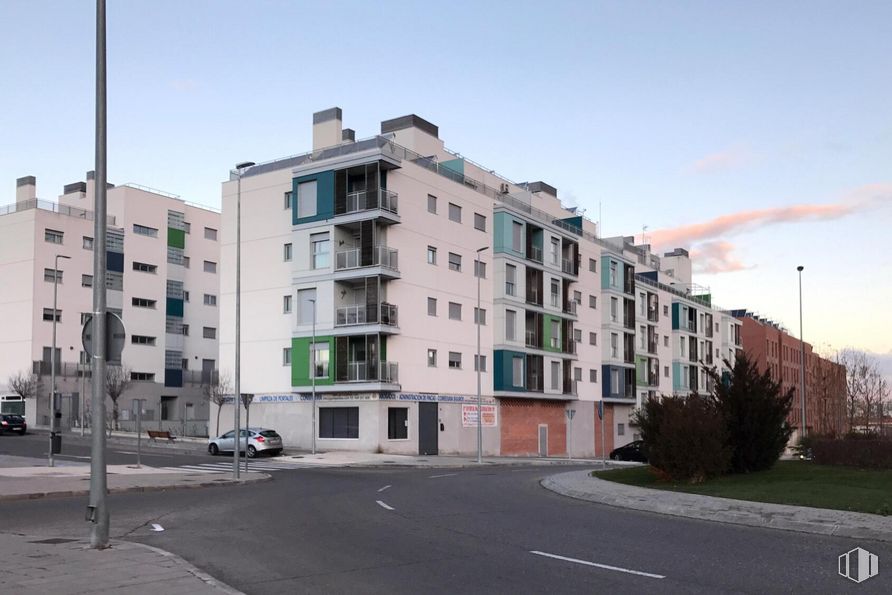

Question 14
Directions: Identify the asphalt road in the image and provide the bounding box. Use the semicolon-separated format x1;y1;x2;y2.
1;460;889;594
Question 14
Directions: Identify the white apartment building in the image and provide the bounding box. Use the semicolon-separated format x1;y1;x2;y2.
0;174;221;435
217;107;743;457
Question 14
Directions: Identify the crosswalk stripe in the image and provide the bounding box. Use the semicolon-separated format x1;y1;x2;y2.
161;466;223;474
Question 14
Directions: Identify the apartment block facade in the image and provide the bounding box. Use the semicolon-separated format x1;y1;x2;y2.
0;174;220;435
216;107;746;457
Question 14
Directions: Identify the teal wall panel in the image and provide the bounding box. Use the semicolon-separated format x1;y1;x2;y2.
293;170;335;225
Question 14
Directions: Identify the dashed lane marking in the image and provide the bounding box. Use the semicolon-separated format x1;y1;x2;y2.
530;551;666;579
376;500;395;511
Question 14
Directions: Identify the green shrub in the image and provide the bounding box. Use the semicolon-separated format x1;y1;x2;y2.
812;437;892;469
634;394;730;484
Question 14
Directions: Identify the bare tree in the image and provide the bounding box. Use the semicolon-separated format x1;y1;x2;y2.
105;364;132;431
203;370;232;437
839;349;888;434
8;369;40;401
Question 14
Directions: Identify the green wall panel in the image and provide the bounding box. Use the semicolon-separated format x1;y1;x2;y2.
543;314;562;353
167;228;185;249
291;336;334;387
165;297;184;318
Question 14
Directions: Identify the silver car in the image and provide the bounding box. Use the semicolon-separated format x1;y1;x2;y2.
208;427;283;458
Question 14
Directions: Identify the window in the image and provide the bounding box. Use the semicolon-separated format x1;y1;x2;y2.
639;293;646;315
44;268;61;283
311;232;329;269
83;236;93;250
550;237;560;266
427;246;437;265
284;191;293;210
132;297;156;309
474;213;486;231
131;335;156;346
589;258;597;273
448;252;462;272
183;256;190;269
184;222;191;234
609;261;617;287
611;333;618;358
448;351;462;369
284;243;293;261
311;342;329;378
388;408;408;440
131;372;155;382
315;405;361;441
133;261;157;273
427;297;437;316
133;224;158;238
82;274;93;287
590;369;598;383
618;423;625;436
427;194;437;214
283;295;292;314
474;307;486;325
680;337;686;357
639;325;646;349
283;347;291;366
474;260;486;278
182;324;189;336
573;329;582;342
505;264;516;296
512;221;523;252
204;227;217;241
664;366;670;378
203;327;217;339
550;361;560;390
589;332;598;346
203;260;217;273
589;295;597;309
573;290;582;303
511;356;523;385
296;180;318;218
611;369;620;394
550;279;560;307
448;202;462;223
448;302;462;320
664;336;669;347
298;288;316;323
506;310;517;341
474;354;487;372
182;359;189;370
203;294;217;306
574;367;582;381
663;305;669;316
45;229;64;244
427;349;437;367
42;308;61;321
183;291;190;302
610;297;618;322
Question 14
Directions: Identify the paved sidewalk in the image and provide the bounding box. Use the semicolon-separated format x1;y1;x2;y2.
543;469;892;542
276;450;629;468
0;533;241;594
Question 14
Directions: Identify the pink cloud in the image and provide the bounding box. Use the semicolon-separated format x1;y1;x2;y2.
690;241;754;274
689;146;747;174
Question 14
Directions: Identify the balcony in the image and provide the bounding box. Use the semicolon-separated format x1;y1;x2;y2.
647;340;658;355
562;340;577;355
549;337;560;350
563;301;577;315
549;293;560;308
335;245;399;272
345;188;398;215
647;307;658;323
561;258;575;275
563;379;578;397
525;330;541;349
527;372;543;392
343;361;399;383
528;246;543;263
526;287;541;306
33;361;91;378
336;302;398;327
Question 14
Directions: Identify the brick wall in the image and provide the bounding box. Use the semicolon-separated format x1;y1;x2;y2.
500;399;567;457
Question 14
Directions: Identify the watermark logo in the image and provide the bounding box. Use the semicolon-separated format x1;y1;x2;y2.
838;547;879;583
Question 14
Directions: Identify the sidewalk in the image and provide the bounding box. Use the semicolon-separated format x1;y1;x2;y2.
0;532;241;594
53;428;209;455
542;469;892;543
276;450;628;468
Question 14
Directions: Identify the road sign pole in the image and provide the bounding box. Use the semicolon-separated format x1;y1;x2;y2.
135;401;142;468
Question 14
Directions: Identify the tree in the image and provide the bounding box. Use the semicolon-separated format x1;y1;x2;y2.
203;370;232;437
709;353;793;473
839;349;887;434
8;370;40;401
105;364;132;431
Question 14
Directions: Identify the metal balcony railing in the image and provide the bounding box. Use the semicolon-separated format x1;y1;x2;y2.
33;361;91;378
335;303;398;327
344;361;399;383
335;245;399;271
563;380;578;396
344;188;399;215
526;287;540;305
550;337;560;349
525;330;539;348
563;301;577;315
527;373;543;392
647;308;658;323
528;246;543;262
561;258;574;274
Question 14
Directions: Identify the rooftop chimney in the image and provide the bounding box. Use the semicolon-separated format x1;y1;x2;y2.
380;114;439;138
16;176;36;204
526;181;558;198
341;128;355;143
313;107;343;151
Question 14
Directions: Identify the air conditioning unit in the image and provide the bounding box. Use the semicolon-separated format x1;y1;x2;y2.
499;183;509;194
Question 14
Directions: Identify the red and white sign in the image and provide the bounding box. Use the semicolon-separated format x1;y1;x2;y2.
462;404;497;428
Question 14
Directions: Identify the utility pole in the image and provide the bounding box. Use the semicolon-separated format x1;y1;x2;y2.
233;161;254;479
797;266;806;439
475;246;488;464
310;298;317;455
49;253;70;467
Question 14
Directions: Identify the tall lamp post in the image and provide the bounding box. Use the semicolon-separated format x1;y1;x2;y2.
475;246;488;464
49;254;70;467
797;265;806;439
309;298;317;455
233;160;255;480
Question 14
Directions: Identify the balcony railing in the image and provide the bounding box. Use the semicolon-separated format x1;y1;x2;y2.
563;340;577;355
335;302;398;327
525;330;540;348
526;287;540;305
647;308;658;323
335;245;399;272
550;337;560;349
563;380;578;396
344;361;399;383
549;294;560;308
647;341;658;355
528;246;542;262
561;258;574;274
563;301;577;315
33;361;91;378
687;321;697;332
345;188;399;215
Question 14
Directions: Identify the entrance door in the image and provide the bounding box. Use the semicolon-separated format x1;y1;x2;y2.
538;424;548;457
418;402;438;455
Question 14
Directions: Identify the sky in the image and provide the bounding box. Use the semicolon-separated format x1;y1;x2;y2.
1;0;890;373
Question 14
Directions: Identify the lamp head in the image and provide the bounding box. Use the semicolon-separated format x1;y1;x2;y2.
235;161;255;170
797;265;804;272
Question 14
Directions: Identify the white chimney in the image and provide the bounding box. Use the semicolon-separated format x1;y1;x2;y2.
312;107;343;151
16;176;36;204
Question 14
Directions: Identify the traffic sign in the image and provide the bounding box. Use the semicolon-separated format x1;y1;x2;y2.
82;312;126;365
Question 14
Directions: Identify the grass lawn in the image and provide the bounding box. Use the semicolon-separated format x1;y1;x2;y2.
593;461;892;516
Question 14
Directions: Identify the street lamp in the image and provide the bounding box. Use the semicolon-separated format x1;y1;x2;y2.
309;298;316;455
233;160;255;480
49;254;70;467
475;246;488;464
797;265;806;439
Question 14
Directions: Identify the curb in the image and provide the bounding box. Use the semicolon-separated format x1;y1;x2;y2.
0;473;272;503
123;540;244;594
541;470;892;543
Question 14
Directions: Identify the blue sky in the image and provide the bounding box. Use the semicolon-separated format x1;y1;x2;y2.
1;1;890;367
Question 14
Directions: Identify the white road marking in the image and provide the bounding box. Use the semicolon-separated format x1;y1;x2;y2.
376;500;395;511
150;524;164;532
56;455;92;460
429;473;458;478
529;551;666;579
377;485;392;493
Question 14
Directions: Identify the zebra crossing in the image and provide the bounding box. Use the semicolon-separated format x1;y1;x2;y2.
158;460;308;474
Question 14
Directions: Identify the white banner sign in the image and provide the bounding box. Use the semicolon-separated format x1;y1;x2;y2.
462;404;497;428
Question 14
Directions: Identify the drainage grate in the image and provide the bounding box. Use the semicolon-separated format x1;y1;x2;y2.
30;538;79;545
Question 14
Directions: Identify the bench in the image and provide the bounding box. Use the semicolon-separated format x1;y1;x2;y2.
147;430;177;443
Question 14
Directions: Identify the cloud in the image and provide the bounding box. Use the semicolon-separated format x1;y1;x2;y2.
689;146;747;174
690;241;754;274
649;183;892;250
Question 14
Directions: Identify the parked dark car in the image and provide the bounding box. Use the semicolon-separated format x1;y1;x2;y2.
0;414;27;435
609;440;647;462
